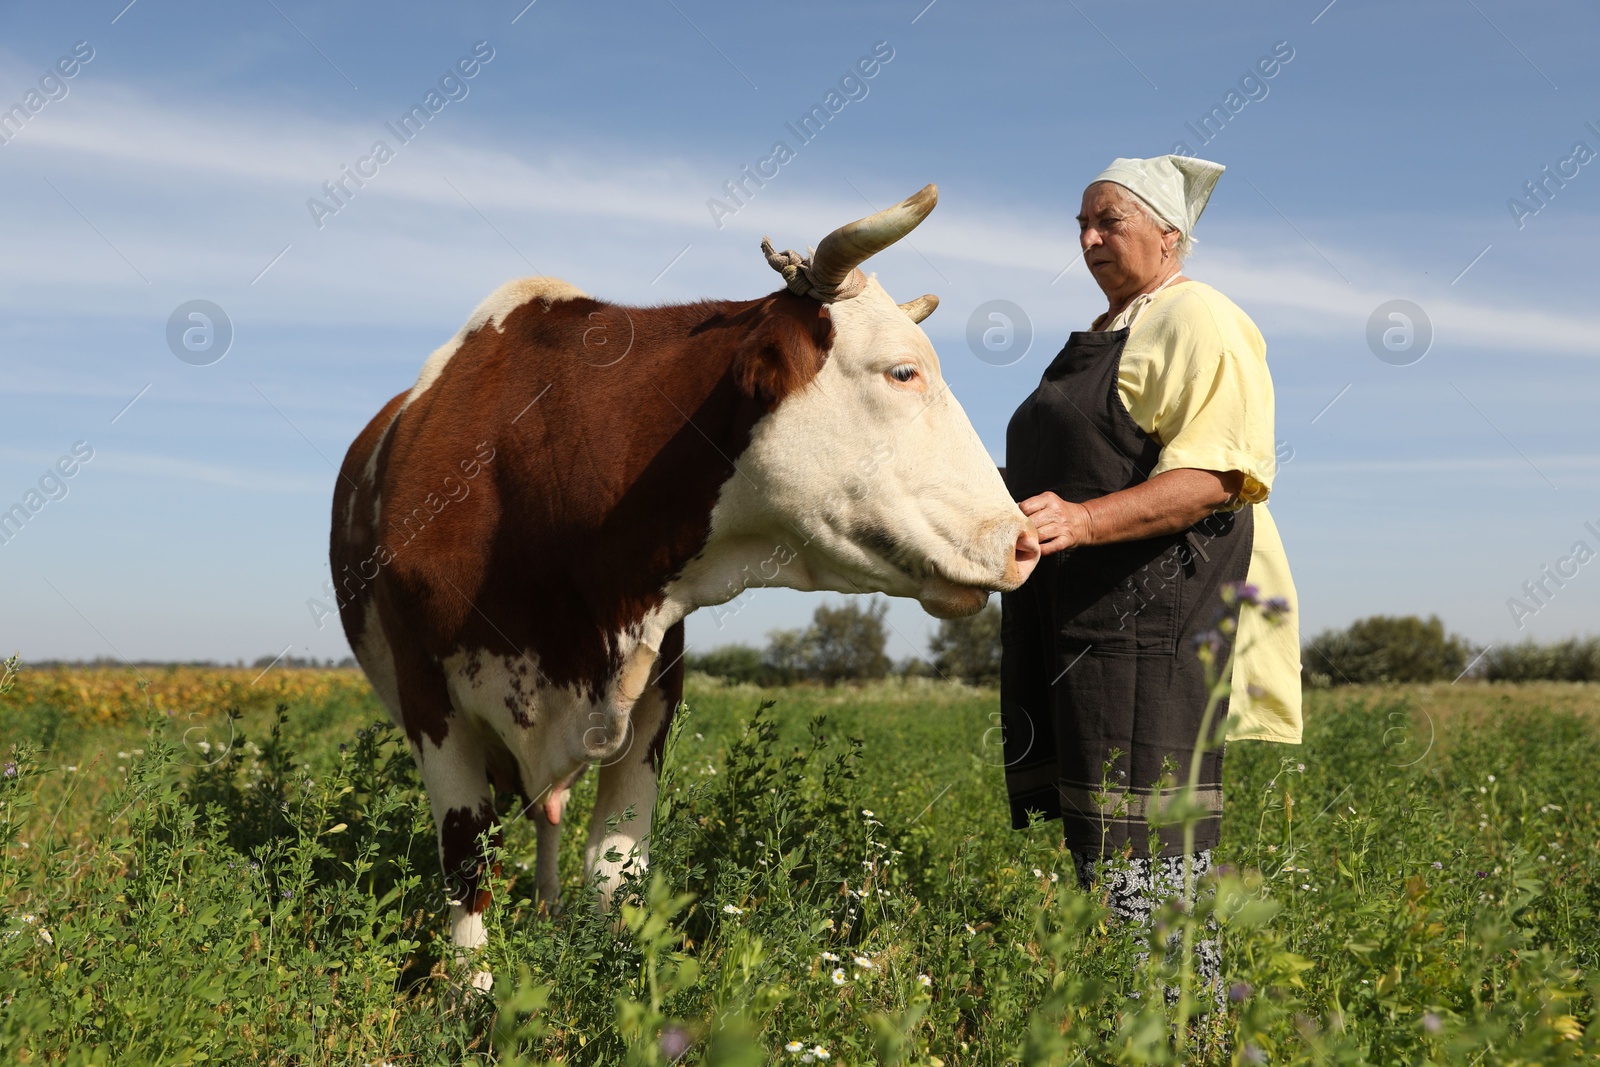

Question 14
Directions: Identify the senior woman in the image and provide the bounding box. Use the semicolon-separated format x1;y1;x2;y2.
1000;155;1301;979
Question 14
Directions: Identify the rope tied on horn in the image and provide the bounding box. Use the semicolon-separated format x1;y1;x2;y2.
758;183;939;304
760;239;866;302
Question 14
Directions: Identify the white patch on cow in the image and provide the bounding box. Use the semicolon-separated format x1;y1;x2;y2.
449;904;494;992
452;906;488;952
403;277;590;409
691;275;1030;618
355;599;401;721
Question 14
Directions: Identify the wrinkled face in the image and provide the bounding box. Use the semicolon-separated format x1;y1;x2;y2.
1078;181;1180;303
712;276;1040;618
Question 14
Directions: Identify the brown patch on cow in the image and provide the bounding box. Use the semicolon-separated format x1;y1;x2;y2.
440;798;499;912
330;287;834;749
648;622;685;771
697;295;834;403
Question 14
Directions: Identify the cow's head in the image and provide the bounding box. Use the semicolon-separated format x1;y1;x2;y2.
711;185;1040;619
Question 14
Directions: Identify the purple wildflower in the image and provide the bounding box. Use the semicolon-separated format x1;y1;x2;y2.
659;1025;693;1061
1423;1012;1443;1034
1222;581;1262;607
1192;629;1224;659
1229;981;1253;1003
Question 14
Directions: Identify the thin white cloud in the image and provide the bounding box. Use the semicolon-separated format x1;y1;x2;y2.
3;80;1597;362
91;450;327;493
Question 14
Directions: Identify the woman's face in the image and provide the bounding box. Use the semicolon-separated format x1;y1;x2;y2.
1077;182;1178;302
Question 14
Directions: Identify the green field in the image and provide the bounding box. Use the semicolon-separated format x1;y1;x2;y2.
3;669;1599;1065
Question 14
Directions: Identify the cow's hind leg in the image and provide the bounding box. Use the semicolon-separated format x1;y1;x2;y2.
398;659;499;991
533;764;587;909
584;625;683;906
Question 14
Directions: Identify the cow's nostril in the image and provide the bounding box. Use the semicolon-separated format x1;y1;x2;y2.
1013;526;1041;582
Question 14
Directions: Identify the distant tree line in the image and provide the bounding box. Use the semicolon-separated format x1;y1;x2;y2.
683;598;1005;687
1303;615;1600;685
1479;638;1600;682
688;602;1600;688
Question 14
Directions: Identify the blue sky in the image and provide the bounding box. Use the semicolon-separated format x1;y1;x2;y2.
2;0;1597;668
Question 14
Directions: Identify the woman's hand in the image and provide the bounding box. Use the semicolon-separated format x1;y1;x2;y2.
1019;492;1093;556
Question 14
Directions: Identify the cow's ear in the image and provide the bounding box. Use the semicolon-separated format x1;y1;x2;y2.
734;295;833;405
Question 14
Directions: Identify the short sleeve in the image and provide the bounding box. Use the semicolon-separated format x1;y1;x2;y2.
1114;286;1277;505
1147;346;1277;504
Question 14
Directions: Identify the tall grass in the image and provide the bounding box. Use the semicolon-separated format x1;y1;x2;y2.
2;663;1598;1063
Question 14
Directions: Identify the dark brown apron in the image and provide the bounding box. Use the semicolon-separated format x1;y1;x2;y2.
1001;327;1253;858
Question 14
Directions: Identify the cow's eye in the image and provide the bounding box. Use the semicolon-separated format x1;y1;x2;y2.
888;363;918;383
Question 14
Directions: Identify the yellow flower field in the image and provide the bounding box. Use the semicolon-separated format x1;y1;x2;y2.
4;665;373;725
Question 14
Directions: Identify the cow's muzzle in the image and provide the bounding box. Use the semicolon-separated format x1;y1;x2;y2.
917;523;1040;618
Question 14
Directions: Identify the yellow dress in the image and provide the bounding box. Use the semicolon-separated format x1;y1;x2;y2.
1100;279;1302;743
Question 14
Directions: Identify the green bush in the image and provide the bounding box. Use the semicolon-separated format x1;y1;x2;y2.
1484;637;1600;682
754;599;892;686
684;645;768;685
1303;614;1476;686
928;602;1002;686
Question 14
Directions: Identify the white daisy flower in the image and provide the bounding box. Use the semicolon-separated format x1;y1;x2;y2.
785;1040;804;1053
853;956;874;969
830;968;846;986
821;951;840;961
918;973;932;988
722;904;743;915
811;1047;830;1061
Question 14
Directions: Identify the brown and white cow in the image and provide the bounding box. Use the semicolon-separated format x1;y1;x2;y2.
329;185;1039;987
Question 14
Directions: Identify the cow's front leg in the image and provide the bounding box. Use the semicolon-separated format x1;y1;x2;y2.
584;684;670;906
414;718;498;991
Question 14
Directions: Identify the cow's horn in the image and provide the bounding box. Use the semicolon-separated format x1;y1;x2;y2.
899;294;939;323
807;183;939;301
